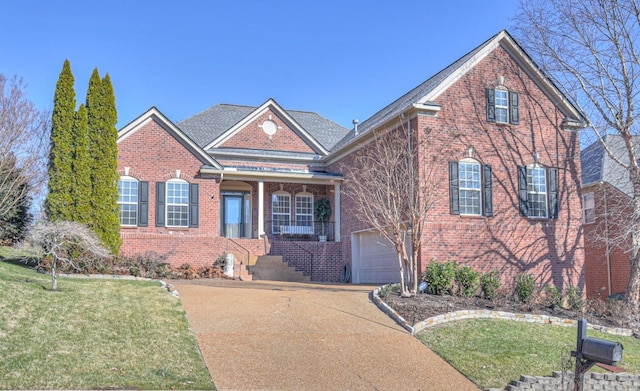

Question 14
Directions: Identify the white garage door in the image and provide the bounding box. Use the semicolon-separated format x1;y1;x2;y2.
353;231;403;284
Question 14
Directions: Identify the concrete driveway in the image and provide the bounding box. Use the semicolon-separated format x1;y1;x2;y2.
175;279;479;391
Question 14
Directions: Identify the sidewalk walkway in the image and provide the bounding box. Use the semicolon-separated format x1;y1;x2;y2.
176;279;479;391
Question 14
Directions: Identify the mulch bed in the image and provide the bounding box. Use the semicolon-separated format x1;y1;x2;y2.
379;289;640;334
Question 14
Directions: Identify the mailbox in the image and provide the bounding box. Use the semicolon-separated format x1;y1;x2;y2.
581;337;623;365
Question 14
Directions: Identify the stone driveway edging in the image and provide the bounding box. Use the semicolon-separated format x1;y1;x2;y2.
55;272;180;297
371;284;634;337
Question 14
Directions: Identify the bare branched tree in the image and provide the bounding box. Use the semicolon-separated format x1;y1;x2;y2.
28;221;111;290
342;120;442;297
515;0;640;311
0;74;49;219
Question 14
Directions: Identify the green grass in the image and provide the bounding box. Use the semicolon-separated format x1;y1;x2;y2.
417;319;640;390
0;256;214;390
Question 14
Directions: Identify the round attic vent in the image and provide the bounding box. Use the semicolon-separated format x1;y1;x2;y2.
261;120;277;136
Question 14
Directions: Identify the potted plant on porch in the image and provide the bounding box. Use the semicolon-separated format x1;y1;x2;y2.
314;198;331;242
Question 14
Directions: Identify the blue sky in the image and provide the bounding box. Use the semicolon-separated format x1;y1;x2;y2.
1;1;519;130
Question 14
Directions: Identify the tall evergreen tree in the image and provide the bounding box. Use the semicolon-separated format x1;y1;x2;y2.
46;60;76;221
86;69;121;254
71;104;92;224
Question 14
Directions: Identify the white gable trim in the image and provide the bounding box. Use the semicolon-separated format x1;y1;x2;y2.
204;98;330;155
417;31;584;123
118;107;222;169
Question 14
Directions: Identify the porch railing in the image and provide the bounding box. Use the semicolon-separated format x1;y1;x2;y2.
266;220;335;242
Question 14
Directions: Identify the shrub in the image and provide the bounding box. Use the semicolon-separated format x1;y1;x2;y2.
423;260;457;295
565;285;583;311
118;252;171;279
544;285;562;309
455;265;479;297
480;269;501;300
515;273;535;302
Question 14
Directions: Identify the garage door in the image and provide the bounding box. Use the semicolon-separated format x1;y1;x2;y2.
353;231;403;284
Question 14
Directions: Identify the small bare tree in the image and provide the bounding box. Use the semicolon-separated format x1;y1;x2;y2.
515;0;640;312
342;119;441;297
0;74;49;219
28;221;111;290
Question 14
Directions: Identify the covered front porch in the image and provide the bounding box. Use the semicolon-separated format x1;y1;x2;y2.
203;169;343;243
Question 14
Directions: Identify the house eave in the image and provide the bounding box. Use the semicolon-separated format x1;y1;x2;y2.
199;166;343;184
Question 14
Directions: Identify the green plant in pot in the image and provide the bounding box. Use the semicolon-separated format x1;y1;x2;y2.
314;198;331;241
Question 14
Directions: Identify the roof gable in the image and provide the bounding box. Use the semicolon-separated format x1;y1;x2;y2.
334;30;586;152
118;107;222;169
178;99;350;155
582;135;640;196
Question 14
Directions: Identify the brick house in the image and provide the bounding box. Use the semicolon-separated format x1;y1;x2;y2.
581;135;638;298
117;30;586;288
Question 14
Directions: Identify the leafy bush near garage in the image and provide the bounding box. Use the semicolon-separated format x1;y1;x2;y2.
455;265;480;297
423;260;457;295
480;269;501;300
515;273;535;302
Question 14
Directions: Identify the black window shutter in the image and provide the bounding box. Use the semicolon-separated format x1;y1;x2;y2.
510;91;520;125
518;166;528;217
486;88;496;122
138;181;149;227
483;164;493;217
449;161;460;215
189;183;199;228
548;168;558;219
156;182;165;227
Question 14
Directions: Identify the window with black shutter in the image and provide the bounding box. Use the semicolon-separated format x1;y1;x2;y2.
518;165;558;219
449;159;493;217
486;88;519;125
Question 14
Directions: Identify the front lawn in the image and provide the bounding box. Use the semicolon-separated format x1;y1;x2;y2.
0;255;214;390
417;319;640;389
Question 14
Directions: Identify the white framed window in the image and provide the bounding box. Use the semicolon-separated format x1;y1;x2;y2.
526;166;548;218
167;179;189;227
495;89;509;123
583;192;595;223
118;177;138;226
272;192;291;234
458;160;482;215
295;193;314;227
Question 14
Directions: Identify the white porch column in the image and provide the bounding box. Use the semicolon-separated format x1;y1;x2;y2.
258;180;265;237
334;182;341;242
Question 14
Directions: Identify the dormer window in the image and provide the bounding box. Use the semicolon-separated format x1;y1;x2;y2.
486;87;519;125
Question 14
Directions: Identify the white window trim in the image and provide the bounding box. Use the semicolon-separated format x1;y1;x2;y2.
495;88;509;124
166;179;189;228
583;192;595;224
527;165;548;219
459;159;482;216
272;191;291;234
295;192;314;227
118;176;138;227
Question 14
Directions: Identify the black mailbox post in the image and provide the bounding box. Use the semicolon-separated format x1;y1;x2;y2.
571;319;624;391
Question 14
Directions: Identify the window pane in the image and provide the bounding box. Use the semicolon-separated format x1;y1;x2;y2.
118;179;138;226
583;193;595;223
459;162;481;215
295;195;313;227
495;90;509;123
166;181;189;227
272;194;291;233
526;167;547;218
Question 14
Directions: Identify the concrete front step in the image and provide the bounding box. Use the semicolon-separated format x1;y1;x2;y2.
249;255;310;282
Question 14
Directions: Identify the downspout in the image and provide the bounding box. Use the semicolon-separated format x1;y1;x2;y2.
603;182;613;296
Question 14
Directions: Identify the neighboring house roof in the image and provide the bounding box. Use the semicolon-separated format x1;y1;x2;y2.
581;134;639;196
331;29;587;153
177;99;350;153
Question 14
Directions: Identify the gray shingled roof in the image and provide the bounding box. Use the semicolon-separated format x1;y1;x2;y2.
581;134;640;196
177;103;350;152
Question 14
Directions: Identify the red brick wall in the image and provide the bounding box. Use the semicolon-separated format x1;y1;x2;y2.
219;109;316;153
118;118;223;268
583;182;631;298
331;44;585;292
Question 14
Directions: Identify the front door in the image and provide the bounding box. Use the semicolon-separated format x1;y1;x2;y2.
223;194;244;238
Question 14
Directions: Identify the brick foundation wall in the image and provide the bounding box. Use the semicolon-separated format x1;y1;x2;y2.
270;240;344;282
